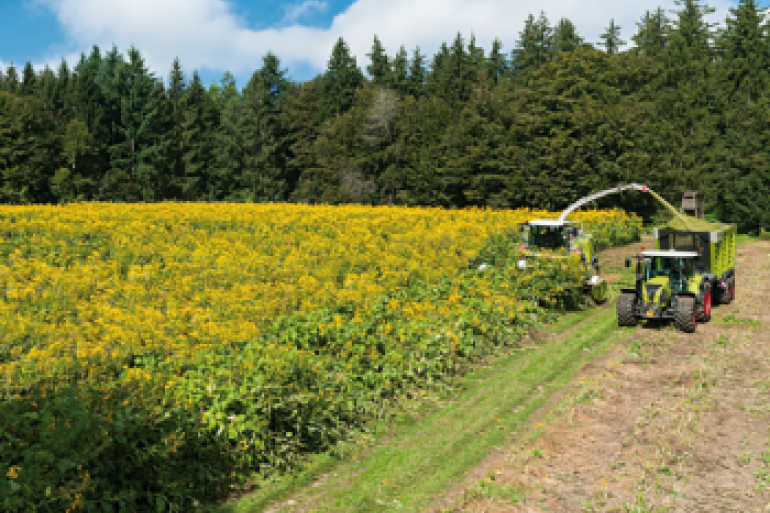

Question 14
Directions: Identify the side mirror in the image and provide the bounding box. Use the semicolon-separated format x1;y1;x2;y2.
625;258;632;268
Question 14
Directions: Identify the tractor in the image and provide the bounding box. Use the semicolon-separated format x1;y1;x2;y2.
617;224;736;332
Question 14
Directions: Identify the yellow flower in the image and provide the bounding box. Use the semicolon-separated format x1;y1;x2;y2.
6;466;21;479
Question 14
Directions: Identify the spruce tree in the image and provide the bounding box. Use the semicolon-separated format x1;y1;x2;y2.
551;18;583;56
366;35;390;86
163;57;187;199
486;38;508;85
599;19;627;55
715;0;767;103
21;62;36;95
177;70;216;201
241;52;293;201
210;72;242;200
3;62;19;93
107;47;160;201
406;46;426;99
319;37;364;120
512;12;553;79
390;45;409;96
632;8;671;57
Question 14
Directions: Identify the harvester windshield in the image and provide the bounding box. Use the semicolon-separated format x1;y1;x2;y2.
518;220;581;252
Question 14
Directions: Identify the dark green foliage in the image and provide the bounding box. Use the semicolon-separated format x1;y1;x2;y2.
0;92;57;203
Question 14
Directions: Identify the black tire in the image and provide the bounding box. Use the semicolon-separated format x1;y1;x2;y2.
696;287;712;323
617;292;638;327
718;280;732;305
674;296;697;333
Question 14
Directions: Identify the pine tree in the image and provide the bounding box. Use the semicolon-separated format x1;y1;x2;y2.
599;19;626;55
319;37;364;120
366;35;390;86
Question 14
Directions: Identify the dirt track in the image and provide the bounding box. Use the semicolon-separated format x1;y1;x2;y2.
451;240;770;512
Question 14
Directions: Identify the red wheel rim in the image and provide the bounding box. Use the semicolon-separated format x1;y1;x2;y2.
704;290;711;316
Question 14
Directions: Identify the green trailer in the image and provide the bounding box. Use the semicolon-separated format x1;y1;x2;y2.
652;224;737;303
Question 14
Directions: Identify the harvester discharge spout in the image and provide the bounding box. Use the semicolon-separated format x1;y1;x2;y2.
557;183;649;223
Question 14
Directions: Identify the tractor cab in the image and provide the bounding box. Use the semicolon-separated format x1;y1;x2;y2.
638;252;697;296
620;249;709;332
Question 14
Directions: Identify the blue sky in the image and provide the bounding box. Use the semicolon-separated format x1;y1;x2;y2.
0;0;765;91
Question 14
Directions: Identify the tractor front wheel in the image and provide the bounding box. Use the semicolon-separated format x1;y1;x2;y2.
696;288;712;322
674;296;697;333
617;292;638;327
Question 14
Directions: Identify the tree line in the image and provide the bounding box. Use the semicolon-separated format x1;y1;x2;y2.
1;0;769;232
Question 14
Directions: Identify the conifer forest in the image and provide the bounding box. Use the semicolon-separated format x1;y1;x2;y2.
1;0;769;232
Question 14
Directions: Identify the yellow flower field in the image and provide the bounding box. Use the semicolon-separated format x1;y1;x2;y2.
0;202;641;511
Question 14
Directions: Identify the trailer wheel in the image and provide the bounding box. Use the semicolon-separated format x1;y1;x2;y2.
696;288;711;322
674;296;697;333
719;281;732;305
617;292;638;327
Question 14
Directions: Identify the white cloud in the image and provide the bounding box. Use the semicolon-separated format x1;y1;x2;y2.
34;0;738;82
281;1;327;25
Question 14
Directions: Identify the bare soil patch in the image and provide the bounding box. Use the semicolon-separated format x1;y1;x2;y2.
448;240;770;512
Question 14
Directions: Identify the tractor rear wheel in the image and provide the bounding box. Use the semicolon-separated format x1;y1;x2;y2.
696;288;712;322
674;296;697;333
617;292;638;327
